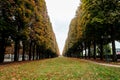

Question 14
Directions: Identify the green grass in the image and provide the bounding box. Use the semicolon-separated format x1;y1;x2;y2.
0;57;120;80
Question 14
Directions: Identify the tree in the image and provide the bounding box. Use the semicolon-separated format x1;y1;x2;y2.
0;0;59;63
63;0;120;62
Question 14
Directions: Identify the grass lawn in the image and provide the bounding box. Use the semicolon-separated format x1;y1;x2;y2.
0;57;120;80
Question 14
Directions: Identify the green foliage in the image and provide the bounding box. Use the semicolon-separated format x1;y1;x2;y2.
103;44;112;55
63;0;120;57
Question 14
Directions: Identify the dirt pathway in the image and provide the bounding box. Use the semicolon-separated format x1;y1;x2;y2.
85;60;120;68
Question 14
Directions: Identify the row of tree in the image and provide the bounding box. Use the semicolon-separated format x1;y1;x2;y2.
0;0;59;63
63;0;120;62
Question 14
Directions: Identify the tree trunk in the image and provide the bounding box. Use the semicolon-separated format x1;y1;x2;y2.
0;35;6;63
81;43;83;58
32;42;35;60
18;43;20;61
39;52;41;59
111;26;117;62
14;39;19;61
36;46;38;60
88;42;91;59
100;39;103;60
29;40;32;60
84;42;87;59
22;41;25;61
81;51;83;58
93;41;96;59
38;47;41;59
85;49;87;59
112;39;117;62
47;53;49;58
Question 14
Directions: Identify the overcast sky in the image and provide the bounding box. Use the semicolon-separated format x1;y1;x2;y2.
45;0;80;54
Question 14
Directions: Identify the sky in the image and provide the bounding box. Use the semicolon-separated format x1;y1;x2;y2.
45;0;80;54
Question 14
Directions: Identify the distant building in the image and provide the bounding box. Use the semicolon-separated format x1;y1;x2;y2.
109;41;120;55
116;48;120;55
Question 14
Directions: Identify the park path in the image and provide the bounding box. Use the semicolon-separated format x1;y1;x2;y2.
84;59;120;68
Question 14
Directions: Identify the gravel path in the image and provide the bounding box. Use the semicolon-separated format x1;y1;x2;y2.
87;60;120;68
